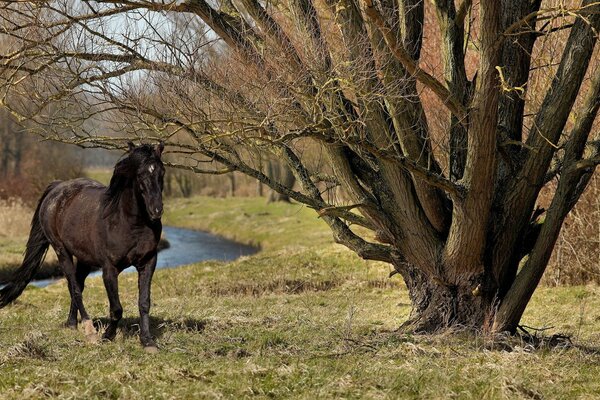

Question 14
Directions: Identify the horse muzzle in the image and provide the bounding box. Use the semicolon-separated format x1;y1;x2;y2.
149;206;163;221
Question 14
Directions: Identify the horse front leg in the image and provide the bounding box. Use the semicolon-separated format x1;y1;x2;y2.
137;253;157;352
102;265;122;341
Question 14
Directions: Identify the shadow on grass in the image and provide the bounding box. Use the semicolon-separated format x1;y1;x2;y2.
93;316;207;340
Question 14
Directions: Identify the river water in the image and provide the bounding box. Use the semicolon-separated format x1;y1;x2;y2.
30;226;257;288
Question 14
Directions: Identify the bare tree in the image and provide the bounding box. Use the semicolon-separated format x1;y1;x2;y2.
0;108;23;177
1;0;599;333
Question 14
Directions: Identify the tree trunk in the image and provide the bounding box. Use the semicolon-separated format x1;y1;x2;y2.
164;171;173;197
394;258;495;332
13;133;23;176
174;171;194;197
267;160;296;203
256;153;264;197
1;113;10;177
228;173;236;197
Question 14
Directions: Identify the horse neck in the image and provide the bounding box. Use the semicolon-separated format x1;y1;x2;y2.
114;185;147;224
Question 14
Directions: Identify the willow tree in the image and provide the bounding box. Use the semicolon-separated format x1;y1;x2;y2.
1;0;599;333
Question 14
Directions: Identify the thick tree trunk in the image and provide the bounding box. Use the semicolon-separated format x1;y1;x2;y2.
393;258;496;332
403;287;491;333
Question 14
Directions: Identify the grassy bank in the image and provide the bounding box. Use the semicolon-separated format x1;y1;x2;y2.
0;196;599;399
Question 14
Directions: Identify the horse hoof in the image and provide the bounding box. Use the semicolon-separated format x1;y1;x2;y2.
86;333;100;343
82;320;97;336
144;345;159;354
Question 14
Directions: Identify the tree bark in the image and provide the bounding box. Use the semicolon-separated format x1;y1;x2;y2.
433;0;470;181
394;258;494;333
494;64;600;332
492;1;600;292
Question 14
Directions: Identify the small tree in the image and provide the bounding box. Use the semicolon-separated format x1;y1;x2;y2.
0;0;599;333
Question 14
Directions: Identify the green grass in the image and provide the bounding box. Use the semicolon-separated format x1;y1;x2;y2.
1;196;600;399
163;196;333;250
84;167;113;186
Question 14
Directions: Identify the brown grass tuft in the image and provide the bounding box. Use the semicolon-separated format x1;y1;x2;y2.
3;331;53;361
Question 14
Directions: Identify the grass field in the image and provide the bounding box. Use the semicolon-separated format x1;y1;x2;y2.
1;196;599;399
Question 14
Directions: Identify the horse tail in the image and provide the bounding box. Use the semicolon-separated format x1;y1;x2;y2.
0;181;59;308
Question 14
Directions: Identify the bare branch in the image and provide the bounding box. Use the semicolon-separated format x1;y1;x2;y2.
362;0;468;122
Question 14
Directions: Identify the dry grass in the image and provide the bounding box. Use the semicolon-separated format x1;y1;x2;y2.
0;198;31;239
544;174;600;286
0;199;32;271
0;199;58;282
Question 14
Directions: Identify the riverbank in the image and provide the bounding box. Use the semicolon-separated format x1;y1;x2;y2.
162;196;334;250
1;196;600;398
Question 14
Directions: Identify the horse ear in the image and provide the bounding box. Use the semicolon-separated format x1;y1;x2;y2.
127;141;136;152
155;141;165;158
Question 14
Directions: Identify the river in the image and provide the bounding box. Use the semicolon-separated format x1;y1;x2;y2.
30;226;257;288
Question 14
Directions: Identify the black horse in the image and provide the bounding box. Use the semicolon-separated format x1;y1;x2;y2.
0;142;165;352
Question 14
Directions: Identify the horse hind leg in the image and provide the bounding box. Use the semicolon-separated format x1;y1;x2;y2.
59;252;97;342
66;261;91;328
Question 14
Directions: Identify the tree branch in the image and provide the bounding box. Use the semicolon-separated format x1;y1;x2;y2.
362;0;468;122
328;219;394;263
493;0;600;286
443;0;501;277
433;0;470;181
494;50;600;331
282;127;464;199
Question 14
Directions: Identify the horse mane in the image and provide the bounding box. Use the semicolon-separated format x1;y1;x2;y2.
102;144;157;216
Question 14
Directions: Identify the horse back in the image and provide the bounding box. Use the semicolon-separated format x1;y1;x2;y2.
39;178;105;260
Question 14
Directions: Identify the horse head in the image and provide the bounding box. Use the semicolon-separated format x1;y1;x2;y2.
106;141;165;221
129;141;165;221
